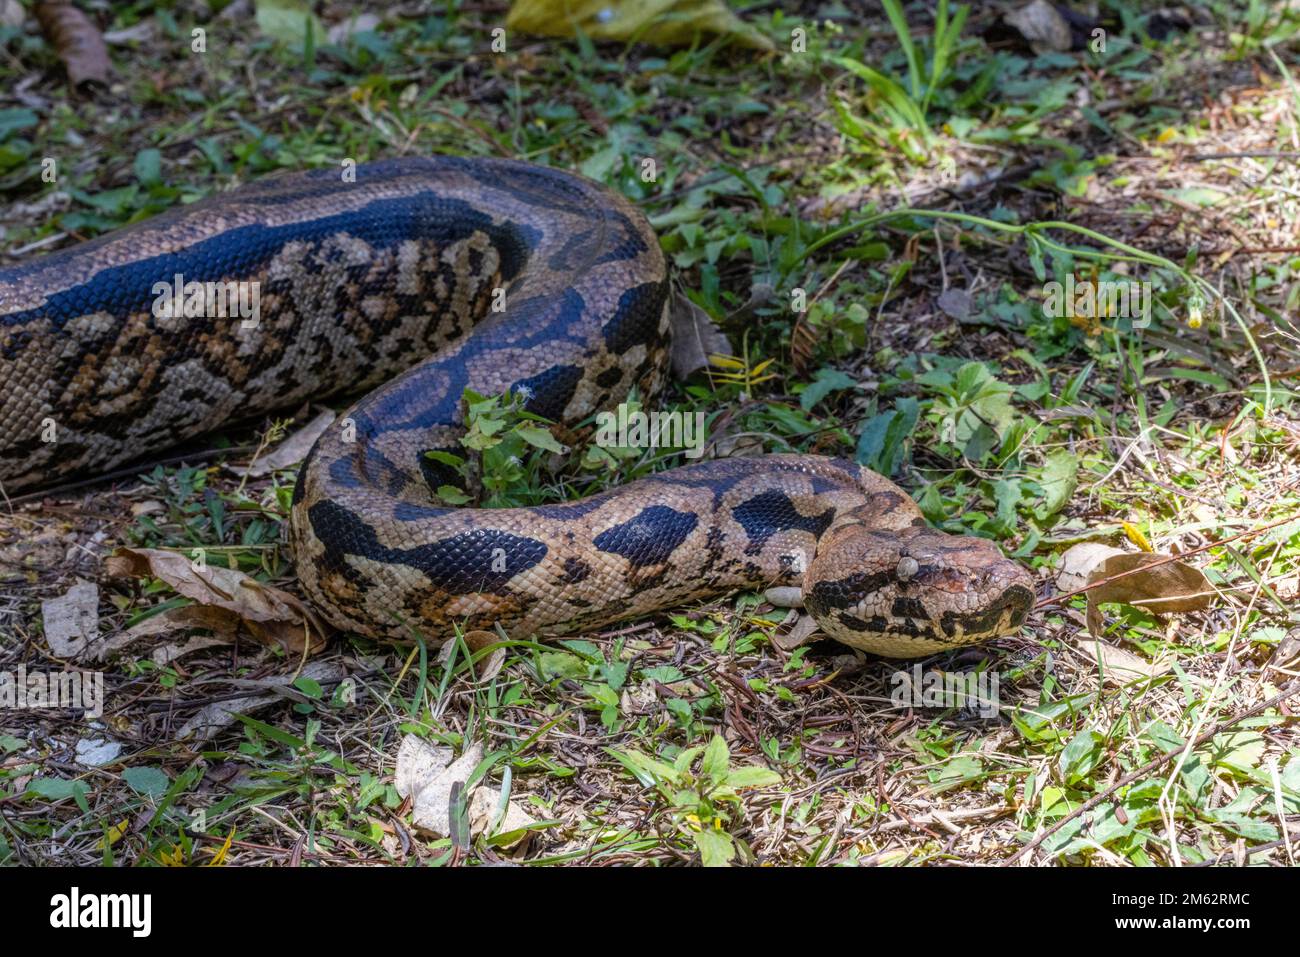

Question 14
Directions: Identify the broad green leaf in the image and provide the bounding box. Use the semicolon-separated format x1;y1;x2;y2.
133;148;162;188
800;368;856;411
122;766;171;798
701;734;729;783
1036;449;1078;520
726;766;782;789
1059;730;1103;786
693;827;736;867
516;424;565;454
255;0;325;49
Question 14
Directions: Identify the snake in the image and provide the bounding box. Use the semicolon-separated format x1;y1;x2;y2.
0;156;1034;657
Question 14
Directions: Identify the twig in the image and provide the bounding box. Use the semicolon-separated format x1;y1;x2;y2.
1192;834;1295;867
1188;151;1300;161
1003;678;1300;865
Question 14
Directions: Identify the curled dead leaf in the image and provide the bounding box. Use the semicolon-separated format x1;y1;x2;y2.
1073;638;1170;686
437;629;506;682
1055;542;1125;594
469;785;539;849
395;735;453;802
403;739;485;838
104;547;330;655
668;290;732;380
1005;0;1072;53
393;735;535;846
35;0;112;88
773;613;820;651
1057;543;1214;639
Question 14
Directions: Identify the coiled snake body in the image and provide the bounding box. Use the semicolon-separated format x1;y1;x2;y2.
0;157;1033;657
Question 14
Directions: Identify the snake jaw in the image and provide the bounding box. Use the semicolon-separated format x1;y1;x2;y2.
804;525;1034;658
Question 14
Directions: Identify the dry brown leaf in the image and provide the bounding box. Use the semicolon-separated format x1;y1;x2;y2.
1005;0;1072;53
469;785;538;849
35;0;112;88
1270;629;1300;668
669;290;732;380
1073;638;1170;686
1055;542;1126;594
150;634;230;667
773;613;820;651
104;547;329;655
227;409;335;477
395;735;533;845
87;604;233;662
407;740;485;837
1058;543;1214;639
40;580;99;658
89;605;260;663
437;629;506;682
394;735;453;801
1086;552;1213;611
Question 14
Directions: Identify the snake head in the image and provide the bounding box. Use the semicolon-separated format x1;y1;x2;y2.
804;523;1035;658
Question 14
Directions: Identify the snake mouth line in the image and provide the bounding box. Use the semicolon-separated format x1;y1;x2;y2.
941;584;1035;640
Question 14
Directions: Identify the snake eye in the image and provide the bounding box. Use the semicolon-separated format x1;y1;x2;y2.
895;556;919;582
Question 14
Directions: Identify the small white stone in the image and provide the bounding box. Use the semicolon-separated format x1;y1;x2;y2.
765;586;804;608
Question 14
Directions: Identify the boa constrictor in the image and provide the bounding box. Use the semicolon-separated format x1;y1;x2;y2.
0;157;1034;657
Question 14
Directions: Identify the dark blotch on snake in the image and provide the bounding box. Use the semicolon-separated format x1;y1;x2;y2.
593;504;698;567
308;500;546;594
731;489;834;552
602;281;668;355
561;557;592;584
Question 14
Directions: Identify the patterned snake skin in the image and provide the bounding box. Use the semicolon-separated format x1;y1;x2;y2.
0;157;1034;657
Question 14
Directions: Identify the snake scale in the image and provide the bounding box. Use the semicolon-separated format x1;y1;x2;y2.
0;157;1034;657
